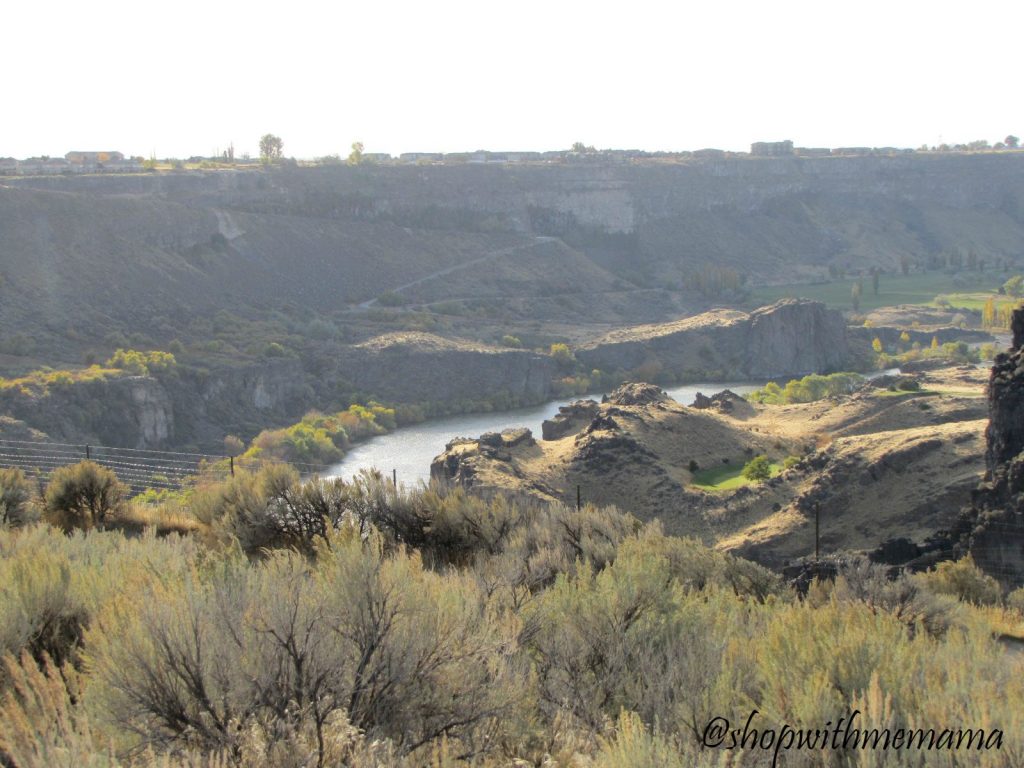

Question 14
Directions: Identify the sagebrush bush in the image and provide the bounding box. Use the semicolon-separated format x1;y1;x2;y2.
86;529;524;765
916;555;1003;606
0;476;1019;766
44;461;126;532
0;468;36;527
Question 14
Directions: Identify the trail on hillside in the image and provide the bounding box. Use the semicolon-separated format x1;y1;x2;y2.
356;236;558;309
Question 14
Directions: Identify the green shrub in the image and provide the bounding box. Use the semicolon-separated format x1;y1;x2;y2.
43;462;126;532
262;341;288;357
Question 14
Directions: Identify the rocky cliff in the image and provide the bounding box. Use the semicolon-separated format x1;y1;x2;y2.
337;332;556;408
575;299;848;380
962;310;1024;586
0;375;174;448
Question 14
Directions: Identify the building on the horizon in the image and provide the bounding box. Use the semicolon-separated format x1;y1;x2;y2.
0;151;143;175
751;140;794;157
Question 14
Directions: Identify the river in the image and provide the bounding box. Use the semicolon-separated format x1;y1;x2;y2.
326;381;761;486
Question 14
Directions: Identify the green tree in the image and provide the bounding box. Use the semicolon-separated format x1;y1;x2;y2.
742;455;773;483
259;134;283;164
44;461;126;531
348;141;364;165
1003;274;1024;298
1005;135;1019;149
872;337;883;353
549;342;576;369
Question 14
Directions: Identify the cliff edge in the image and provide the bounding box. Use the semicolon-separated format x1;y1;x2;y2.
964;310;1024;586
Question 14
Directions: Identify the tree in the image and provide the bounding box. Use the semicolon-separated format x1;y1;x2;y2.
549;343;576;369
571;142;596;154
872;337;883;354
742;455;772;483
1006;135;1020;149
871;269;880;295
982;297;997;327
259;134;283;164
348;141;364;165
900;255;911;276
1004;274;1024;298
851;281;862;312
44;461;126;531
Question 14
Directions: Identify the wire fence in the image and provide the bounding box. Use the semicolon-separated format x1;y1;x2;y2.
0;438;335;494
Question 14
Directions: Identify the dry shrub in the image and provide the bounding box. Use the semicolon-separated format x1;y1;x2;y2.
86;528;524;765
0;468;37;528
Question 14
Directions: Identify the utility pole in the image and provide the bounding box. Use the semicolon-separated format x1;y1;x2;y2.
814;502;820;562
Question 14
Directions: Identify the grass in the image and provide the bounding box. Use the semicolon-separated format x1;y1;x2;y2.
691;460;782;491
748;272;1005;313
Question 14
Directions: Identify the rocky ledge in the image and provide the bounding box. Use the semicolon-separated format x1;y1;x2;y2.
574;299;848;380
959;310;1024;586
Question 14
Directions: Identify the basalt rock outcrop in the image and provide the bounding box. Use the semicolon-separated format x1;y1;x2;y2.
690;389;755;417
962;310;1024;586
542;400;600;441
575;299;848;380
0;375;175;448
338;332;556;406
429;428;544;493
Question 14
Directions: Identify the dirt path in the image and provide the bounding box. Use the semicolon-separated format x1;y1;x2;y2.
355;236;557;309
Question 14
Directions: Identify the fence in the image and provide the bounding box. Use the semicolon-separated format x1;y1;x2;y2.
0;438;334;493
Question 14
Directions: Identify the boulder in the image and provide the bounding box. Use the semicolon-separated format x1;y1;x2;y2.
602;382;669;406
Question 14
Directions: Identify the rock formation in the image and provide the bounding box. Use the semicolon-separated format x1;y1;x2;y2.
575;299;848;380
690;389;754;417
962;309;1024;586
542;400;600;440
338;333;556;406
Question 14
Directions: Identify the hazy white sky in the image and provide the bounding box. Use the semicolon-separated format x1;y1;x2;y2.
4;0;1021;159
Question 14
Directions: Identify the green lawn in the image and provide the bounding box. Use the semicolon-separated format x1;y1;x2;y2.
691;461;782;491
748;272;1005;313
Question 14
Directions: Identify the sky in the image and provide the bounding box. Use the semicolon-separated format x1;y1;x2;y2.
4;0;1022;160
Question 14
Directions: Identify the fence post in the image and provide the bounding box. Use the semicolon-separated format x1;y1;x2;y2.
576;484;581;512
85;445;91;460
393;468;397;488
230;456;234;477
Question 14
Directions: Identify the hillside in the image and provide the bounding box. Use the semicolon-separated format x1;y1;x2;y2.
3;153;1024;362
431;366;991;567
